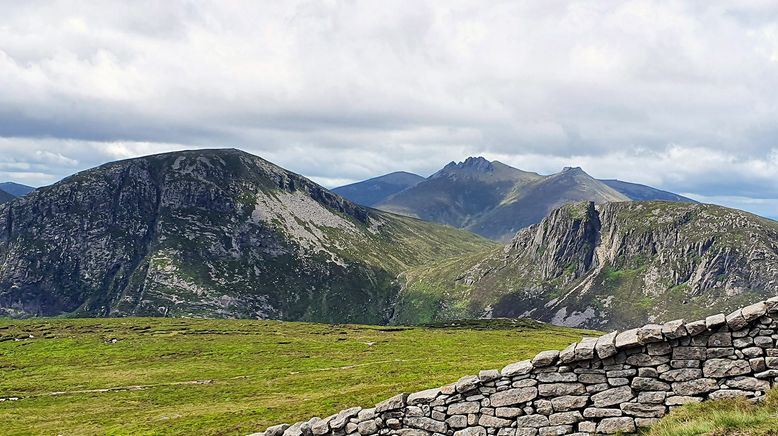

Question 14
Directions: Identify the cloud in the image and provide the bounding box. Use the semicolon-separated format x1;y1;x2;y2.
0;0;777;218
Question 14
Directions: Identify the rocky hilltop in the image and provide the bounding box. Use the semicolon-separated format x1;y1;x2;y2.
0;149;494;321
397;201;778;329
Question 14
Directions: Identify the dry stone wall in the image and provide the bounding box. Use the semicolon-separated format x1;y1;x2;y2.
255;297;778;436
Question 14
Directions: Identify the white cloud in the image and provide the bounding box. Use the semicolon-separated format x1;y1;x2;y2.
0;0;777;217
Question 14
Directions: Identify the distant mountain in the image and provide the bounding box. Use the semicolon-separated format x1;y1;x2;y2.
0;189;14;205
377;157;543;230
331;171;424;207
464;166;628;240
396;201;778;330
601;179;695;202
0;182;35;197
0;149;494;321
376;158;628;240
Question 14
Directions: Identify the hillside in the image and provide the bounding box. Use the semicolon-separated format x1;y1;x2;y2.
376;157;545;234
0;149;495;322
0;182;35;197
0;317;594;435
600;179;695;202
396;201;778;329
371;158;694;241
465;167;628;240
331;171;423;207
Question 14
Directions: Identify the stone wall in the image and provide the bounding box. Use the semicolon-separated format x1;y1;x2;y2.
255;297;778;436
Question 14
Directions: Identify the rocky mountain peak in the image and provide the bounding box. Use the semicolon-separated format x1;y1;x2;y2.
434;156;495;177
558;166;589;177
0;149;494;321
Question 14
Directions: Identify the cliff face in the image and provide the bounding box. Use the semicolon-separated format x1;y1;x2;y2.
0;149;494;322
397;201;778;329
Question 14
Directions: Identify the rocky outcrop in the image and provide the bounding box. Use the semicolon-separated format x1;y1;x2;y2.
255;297;778;436
398;201;778;329
0;149;493;321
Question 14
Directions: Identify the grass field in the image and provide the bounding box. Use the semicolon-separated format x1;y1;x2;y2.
0;317;597;435
645;388;778;436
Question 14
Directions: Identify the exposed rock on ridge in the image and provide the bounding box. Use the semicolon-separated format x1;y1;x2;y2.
0;149;494;321
397;201;778;329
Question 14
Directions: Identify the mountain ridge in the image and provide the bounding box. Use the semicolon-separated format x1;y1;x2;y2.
0;148;494;322
396;200;778;329
331;171;424;207
0;182;35;200
376;159;628;240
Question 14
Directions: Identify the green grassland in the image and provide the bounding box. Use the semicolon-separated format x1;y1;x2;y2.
0;317;596;436
645;389;778;436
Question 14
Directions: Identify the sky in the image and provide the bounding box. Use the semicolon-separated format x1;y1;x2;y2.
1;1;777;219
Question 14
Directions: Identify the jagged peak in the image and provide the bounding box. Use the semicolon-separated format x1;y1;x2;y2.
558;166;589;177
431;156;495;178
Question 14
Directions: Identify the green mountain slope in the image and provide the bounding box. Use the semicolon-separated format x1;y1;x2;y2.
396;201;778;329
0;149;495;322
331;171;424;206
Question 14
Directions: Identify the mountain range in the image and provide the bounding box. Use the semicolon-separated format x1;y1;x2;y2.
333;157;695;240
396;201;778;329
0;182;34;204
0;148;773;330
0;149;492;322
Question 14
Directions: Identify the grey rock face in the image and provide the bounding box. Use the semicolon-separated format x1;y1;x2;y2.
0;149;494;322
